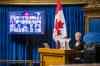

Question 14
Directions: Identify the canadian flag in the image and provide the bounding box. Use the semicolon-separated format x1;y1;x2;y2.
53;0;68;49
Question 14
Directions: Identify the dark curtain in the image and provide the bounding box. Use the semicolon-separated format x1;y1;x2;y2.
0;5;84;65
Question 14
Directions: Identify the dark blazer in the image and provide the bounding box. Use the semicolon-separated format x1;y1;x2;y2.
69;40;84;50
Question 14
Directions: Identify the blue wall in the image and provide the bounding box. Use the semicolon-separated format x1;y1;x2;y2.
0;5;84;65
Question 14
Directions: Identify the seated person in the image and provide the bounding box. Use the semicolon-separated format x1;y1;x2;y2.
69;32;84;50
69;32;85;63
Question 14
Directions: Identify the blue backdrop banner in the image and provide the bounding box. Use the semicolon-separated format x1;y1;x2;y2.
0;5;84;66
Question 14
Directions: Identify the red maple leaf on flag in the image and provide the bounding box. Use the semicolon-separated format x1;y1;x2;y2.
55;19;64;35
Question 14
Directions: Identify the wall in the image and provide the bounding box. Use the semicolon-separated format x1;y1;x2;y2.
84;2;100;32
0;0;83;4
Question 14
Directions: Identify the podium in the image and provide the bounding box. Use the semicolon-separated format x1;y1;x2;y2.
38;48;65;66
39;48;75;66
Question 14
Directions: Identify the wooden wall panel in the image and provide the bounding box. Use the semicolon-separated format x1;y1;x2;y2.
84;7;100;32
0;0;85;4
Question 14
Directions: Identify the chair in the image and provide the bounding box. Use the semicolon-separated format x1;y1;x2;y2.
83;32;100;45
83;32;100;63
